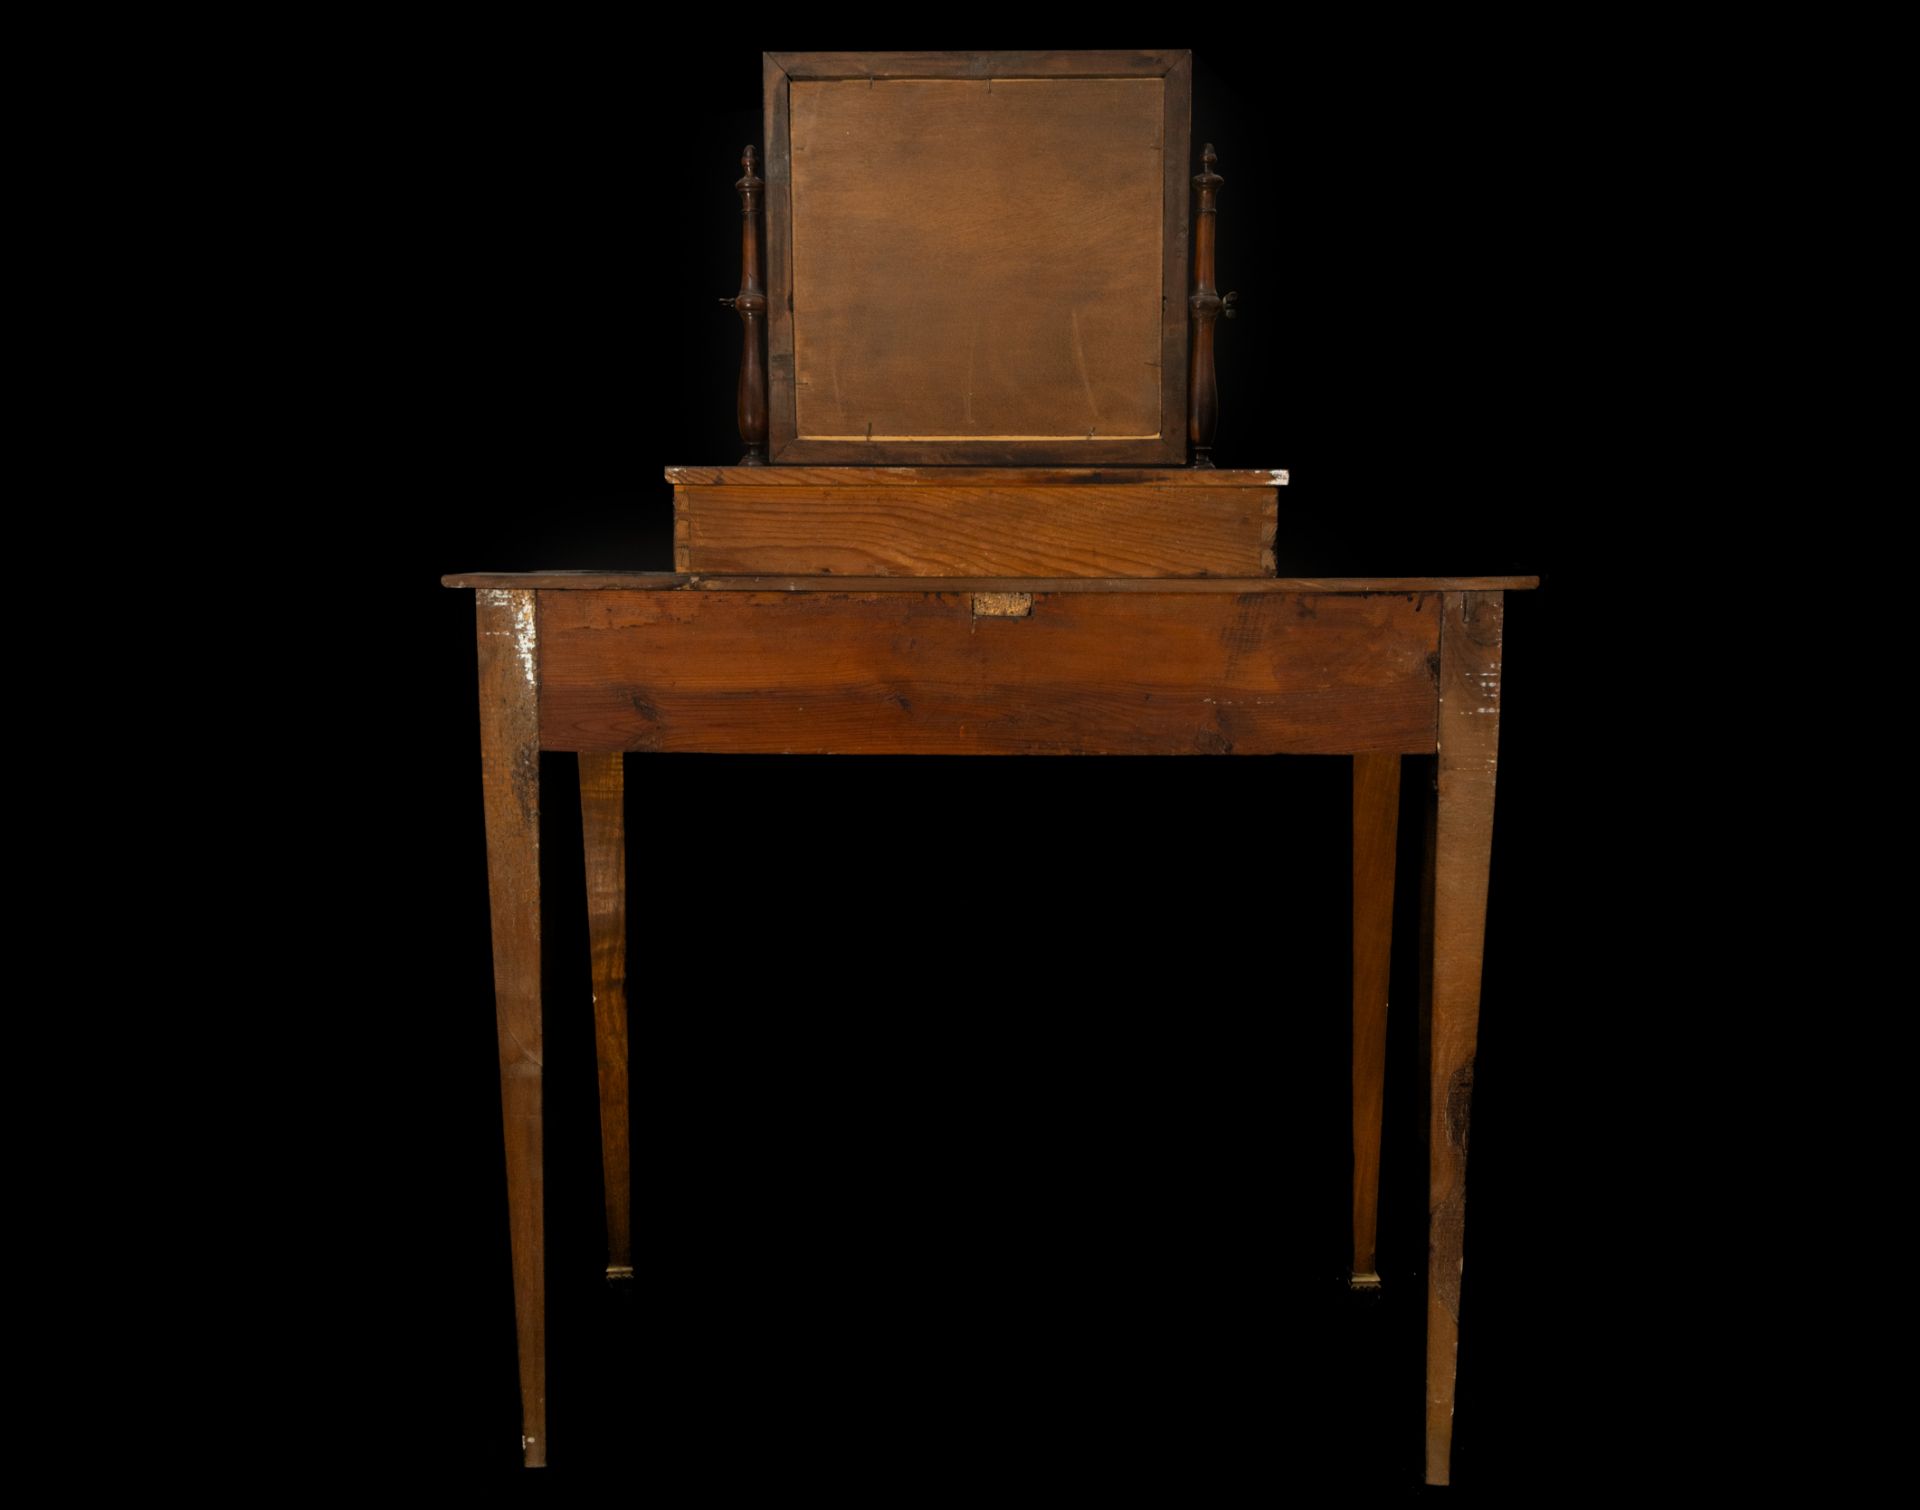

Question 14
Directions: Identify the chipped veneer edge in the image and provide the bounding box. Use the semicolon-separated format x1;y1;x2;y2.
480;588;538;690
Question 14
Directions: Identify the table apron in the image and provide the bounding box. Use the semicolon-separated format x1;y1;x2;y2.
535;589;1442;756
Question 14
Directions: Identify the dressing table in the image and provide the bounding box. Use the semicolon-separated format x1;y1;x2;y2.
444;48;1537;1485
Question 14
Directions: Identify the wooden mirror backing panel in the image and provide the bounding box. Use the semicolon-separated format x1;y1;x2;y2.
765;50;1191;466
791;79;1163;443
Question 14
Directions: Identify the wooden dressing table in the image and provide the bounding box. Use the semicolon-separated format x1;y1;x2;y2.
444;48;1538;1484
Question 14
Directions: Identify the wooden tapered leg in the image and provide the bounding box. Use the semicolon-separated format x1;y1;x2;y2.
1417;758;1437;1168
1350;752;1400;1290
578;752;632;1285
475;588;547;1469
1424;590;1504;1486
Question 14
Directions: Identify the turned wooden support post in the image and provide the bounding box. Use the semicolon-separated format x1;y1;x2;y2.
1188;144;1237;468
719;144;768;465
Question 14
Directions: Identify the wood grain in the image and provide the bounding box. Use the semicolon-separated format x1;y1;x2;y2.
578;752;631;1285
765;51;794;458
662;465;1288;486
790;77;1162;442
473;588;546;1468
536;589;1441;756
766;51;1188;464
1351;752;1401;1289
442;572;1539;593
1425;590;1503;1486
1162;54;1192;455
769;50;1190;79
1417;756;1438;1170
673;482;1277;576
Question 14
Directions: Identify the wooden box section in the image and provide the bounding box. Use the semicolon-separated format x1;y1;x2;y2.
538;586;1439;757
765;51;1191;465
667;466;1285;577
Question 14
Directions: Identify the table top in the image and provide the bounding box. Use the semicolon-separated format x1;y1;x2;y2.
442;571;1541;593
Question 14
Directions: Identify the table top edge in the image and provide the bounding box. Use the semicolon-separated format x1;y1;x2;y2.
441;571;1541;593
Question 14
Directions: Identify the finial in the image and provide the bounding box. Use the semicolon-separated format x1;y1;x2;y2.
734;144;763;217
735;145;763;198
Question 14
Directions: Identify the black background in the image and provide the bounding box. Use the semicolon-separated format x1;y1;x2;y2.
292;25;1633;1494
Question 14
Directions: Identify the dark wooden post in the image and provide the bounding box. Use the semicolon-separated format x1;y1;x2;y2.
720;145;768;465
1425;590;1503;1485
474;587;546;1467
1351;751;1401;1291
1188;144;1238;468
578;753;631;1288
